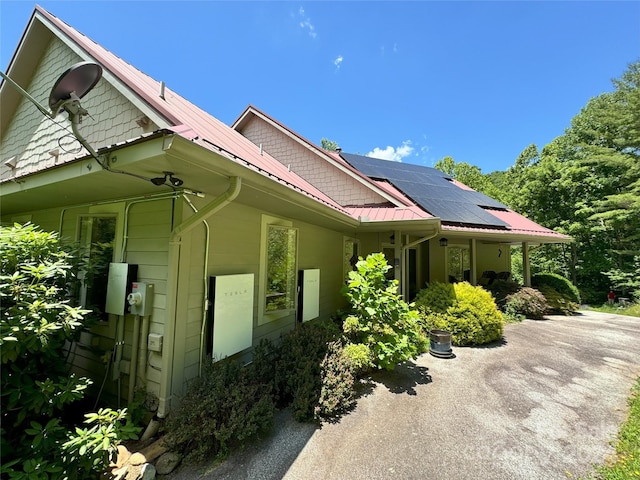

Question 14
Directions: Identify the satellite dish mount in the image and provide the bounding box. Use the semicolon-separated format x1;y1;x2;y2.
1;61;103;160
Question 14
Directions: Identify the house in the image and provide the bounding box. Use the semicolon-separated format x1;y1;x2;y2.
0;6;569;415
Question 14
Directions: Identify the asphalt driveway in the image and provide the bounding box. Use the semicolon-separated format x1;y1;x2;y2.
165;310;640;480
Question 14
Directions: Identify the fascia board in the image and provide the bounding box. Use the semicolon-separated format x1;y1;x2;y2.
441;228;573;245
356;219;440;234
163;135;360;229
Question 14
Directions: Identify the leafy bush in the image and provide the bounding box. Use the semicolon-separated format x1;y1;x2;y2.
314;340;358;422
341;253;427;370
504;287;549;320
532;272;581;304
486;280;521;309
538;285;579;315
273;320;341;421
415;281;504;346
165;358;275;461
0;223;139;479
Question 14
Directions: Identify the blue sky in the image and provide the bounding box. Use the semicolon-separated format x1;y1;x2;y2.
1;1;639;172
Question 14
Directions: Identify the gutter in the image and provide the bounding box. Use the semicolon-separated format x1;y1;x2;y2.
157;176;242;418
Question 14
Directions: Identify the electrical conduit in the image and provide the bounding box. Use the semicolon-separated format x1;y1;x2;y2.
157;177;241;418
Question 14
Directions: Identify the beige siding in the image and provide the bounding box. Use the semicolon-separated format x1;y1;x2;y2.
476;243;511;277
240;116;387;206
123;199;172;401
1;37;155;181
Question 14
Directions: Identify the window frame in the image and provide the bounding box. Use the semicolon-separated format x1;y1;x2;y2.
258;215;298;325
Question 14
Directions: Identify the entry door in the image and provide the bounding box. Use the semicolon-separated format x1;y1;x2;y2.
382;247;395;281
407;248;418;300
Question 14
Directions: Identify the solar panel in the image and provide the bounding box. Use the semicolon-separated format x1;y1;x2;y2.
341;152;508;227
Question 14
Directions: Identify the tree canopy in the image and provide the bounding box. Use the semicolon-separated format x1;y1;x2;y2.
436;60;640;303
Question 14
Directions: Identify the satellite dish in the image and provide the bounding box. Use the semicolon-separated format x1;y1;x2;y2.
48;61;102;115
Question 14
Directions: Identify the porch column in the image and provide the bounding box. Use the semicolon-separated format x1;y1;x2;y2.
469;238;477;285
394;229;402;293
522;241;531;287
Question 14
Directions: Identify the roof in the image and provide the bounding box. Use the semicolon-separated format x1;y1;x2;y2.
340;152;570;241
4;6;346;214
341;152;508;227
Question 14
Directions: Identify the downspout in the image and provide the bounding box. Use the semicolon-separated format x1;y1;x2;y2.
401;229;440;298
157;176;241;419
181;195;211;377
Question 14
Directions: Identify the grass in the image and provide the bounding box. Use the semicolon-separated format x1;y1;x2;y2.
589;303;640;318
582;378;640;479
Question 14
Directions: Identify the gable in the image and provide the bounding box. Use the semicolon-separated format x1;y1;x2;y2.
237;114;389;207
1;35;155;181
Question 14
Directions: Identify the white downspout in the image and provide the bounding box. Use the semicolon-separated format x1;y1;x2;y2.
157;177;241;418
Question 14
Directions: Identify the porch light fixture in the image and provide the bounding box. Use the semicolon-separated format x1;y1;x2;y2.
439;238;448;247
151;171;184;187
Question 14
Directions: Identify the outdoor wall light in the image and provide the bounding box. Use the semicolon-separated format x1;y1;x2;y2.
439;238;448;247
151;171;184;187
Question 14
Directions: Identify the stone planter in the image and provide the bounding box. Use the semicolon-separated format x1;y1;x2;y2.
429;329;454;358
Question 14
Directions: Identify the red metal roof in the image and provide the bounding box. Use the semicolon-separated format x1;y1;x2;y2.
345;205;434;222
442;208;570;240
25;7;570;243
34;6;346;214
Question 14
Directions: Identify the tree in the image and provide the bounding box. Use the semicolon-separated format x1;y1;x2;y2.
504;60;640;302
434;156;492;194
321;137;340;151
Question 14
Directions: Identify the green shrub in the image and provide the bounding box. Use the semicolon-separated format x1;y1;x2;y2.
486;280;521;309
342;342;373;373
0;224;139;479
504;287;549;320
165;358;275;461
273;320;341;422
538;285;579;315
341;253;427;370
314;340;358;422
532;272;581;304
412;281;456;313
415;282;504;346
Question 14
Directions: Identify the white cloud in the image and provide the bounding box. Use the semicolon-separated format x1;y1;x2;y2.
366;140;414;162
334;55;344;69
298;7;317;39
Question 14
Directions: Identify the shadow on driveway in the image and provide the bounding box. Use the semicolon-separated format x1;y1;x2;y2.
163;310;640;480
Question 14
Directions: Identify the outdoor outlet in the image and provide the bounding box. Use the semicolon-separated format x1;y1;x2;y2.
148;333;163;353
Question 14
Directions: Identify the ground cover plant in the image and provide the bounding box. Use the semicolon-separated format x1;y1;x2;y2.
414;281;504;346
0;223;139;479
591;303;640;318
584;378;640;479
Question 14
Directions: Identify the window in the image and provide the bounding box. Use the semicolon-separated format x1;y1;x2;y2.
447;246;470;283
343;237;359;280
265;225;297;313
76;215;117;319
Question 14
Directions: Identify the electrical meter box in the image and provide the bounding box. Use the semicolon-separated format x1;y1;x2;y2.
127;282;154;316
105;263;138;315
